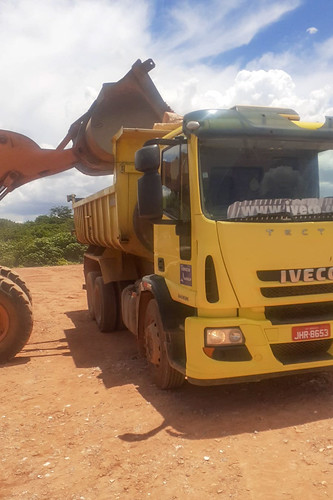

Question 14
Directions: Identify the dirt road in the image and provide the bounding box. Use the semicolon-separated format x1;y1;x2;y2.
1;265;333;499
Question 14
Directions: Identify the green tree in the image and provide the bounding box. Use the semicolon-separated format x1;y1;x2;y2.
49;206;73;220
0;206;86;267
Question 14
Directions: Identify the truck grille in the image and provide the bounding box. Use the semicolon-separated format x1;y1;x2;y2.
265;301;333;325
261;283;333;298
270;339;333;365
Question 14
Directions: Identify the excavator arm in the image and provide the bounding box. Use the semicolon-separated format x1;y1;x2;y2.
0;132;77;200
0;59;171;200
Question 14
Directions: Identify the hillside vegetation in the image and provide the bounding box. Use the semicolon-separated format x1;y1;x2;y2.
0;206;86;267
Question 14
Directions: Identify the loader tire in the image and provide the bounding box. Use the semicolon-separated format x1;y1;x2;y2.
0;277;33;364
93;277;117;333
0;266;32;303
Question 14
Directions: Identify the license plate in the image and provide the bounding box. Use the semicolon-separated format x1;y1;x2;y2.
292;323;331;341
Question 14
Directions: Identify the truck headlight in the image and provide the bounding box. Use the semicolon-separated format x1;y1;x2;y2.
205;327;244;346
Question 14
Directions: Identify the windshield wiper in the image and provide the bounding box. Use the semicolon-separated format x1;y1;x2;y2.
227;211;333;222
263;211;295;221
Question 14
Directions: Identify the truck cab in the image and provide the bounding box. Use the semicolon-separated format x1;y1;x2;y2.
132;106;333;387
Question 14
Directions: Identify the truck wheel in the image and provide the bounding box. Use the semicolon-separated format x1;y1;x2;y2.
86;271;100;319
0;277;33;363
144;299;185;389
0;266;32;303
93;277;117;332
115;280;134;331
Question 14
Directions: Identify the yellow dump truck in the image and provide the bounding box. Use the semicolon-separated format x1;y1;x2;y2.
3;59;333;389
71;92;333;388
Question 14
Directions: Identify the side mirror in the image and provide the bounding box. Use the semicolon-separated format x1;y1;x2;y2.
135;144;160;172
135;144;162;219
137;172;163;219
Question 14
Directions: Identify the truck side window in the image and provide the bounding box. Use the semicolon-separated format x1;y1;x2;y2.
162;144;189;220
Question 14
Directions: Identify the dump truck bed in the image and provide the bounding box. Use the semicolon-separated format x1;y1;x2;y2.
73;127;167;259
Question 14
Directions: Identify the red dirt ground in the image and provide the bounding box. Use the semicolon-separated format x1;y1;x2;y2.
1;265;333;499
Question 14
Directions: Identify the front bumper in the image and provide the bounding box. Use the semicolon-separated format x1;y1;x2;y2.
184;316;333;384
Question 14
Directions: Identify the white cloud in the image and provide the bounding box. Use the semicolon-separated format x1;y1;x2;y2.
226;69;296;104
306;27;318;35
0;0;151;142
0;170;113;222
216;68;333;122
244;38;333;121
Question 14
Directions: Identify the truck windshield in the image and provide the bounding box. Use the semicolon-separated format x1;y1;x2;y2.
198;137;333;221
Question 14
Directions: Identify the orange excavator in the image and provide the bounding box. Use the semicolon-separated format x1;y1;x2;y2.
0;59;171;362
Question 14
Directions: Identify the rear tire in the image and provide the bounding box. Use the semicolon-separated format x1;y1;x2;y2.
115;280;134;331
86;271;100;319
93;277;117;332
0;266;32;303
0;277;33;363
144;299;184;389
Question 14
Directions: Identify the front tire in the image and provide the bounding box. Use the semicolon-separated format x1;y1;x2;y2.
0;277;33;363
144;299;184;389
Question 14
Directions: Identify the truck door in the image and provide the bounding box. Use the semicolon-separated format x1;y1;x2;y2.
154;143;193;291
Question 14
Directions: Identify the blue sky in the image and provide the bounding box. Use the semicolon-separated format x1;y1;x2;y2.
217;0;333;66
0;0;333;221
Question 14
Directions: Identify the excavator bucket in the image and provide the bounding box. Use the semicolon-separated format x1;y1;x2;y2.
59;58;172;175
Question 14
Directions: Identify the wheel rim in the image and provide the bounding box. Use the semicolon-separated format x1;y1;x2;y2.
0;304;10;342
